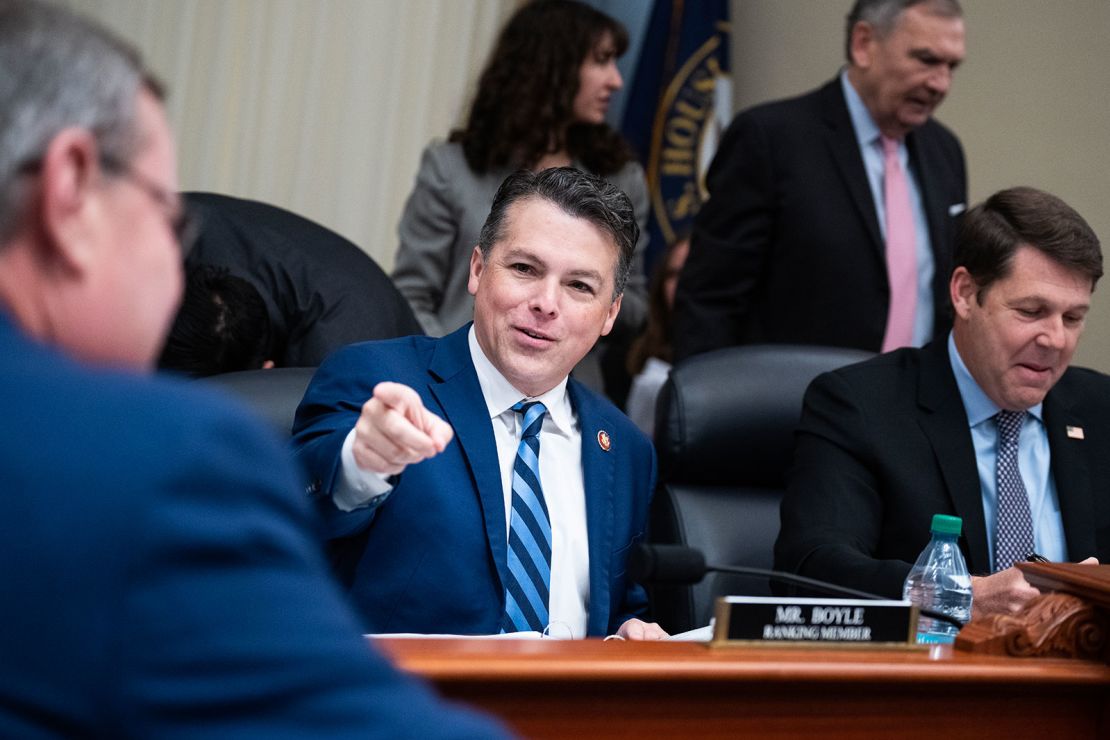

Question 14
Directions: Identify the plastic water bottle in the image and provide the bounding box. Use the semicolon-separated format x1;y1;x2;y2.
902;514;973;644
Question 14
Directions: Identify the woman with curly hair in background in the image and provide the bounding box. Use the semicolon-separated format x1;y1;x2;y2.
391;0;649;392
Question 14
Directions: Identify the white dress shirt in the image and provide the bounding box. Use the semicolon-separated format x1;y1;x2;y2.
334;327;591;637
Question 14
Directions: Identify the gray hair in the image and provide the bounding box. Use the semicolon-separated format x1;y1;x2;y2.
844;0;962;62
477;167;638;301
0;0;159;242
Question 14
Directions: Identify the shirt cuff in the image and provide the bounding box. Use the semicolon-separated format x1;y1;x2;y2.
334;427;395;512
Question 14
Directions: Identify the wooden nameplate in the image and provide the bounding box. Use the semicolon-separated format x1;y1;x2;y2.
954;563;1110;662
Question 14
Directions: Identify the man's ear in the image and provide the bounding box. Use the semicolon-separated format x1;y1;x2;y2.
849;21;876;69
599;292;622;338
466;245;485;297
38;128;103;274
949;266;978;320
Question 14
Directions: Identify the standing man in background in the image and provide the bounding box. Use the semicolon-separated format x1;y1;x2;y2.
0;1;505;736
674;0;967;360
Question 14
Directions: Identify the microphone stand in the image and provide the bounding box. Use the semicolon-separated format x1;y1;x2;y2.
704;561;965;630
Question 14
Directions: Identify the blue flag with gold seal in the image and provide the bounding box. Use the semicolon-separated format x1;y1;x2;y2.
621;0;730;272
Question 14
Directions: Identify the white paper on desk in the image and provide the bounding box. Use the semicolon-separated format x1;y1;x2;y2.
365;631;544;640
665;623;714;642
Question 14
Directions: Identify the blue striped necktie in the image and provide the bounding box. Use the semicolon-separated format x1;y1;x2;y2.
502;400;551;633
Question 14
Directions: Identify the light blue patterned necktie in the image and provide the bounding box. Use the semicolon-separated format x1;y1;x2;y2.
502;400;551;633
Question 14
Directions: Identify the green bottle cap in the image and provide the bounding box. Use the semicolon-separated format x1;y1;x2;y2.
930;514;962;536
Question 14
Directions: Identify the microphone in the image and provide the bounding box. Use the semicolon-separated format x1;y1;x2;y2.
629;543;963;629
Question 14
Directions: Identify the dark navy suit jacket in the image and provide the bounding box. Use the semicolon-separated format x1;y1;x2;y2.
674;77;967;360
0;311;504;739
291;325;656;636
775;341;1110;598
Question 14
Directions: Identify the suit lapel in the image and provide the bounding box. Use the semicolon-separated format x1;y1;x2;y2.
819;80;884;257
906;129;946;261
915;343;992;572
569;381;616;636
426;327;509;594
1043;379;1096;560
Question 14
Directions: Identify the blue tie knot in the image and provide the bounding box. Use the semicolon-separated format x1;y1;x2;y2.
513;400;547;440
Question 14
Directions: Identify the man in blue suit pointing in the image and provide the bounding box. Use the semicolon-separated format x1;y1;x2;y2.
0;1;506;736
293;168;667;640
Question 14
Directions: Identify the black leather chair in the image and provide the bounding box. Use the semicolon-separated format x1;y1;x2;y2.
649;345;872;633
183;192;423;369
201;367;316;438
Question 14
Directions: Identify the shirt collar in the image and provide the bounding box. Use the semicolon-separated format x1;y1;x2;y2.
467;326;573;434
947;332;1043;426
840;69;883;150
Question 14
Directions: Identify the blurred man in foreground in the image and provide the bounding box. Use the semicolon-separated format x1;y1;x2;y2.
0;1;506;735
776;187;1107;617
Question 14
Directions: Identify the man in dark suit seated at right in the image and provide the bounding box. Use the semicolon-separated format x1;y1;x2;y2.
775;187;1106;618
674;0;967;361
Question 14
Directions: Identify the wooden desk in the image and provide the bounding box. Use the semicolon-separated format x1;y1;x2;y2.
376;638;1110;739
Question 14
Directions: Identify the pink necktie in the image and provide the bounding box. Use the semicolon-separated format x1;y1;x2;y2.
880;136;916;352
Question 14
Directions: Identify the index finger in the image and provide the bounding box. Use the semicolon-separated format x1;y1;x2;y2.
365;383;444;459
372;382;427;421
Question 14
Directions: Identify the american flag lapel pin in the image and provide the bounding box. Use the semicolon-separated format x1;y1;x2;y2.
1066;425;1085;440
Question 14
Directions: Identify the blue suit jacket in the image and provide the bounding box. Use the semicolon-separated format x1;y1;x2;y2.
291;325;656;636
0;312;504;739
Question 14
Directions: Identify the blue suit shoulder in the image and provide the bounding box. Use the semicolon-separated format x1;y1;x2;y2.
0;331;510;738
3;340;299;514
322;333;439;381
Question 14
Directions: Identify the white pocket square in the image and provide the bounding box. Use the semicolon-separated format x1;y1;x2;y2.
948;202;967;216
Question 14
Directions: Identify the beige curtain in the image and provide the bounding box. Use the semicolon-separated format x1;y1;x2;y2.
67;0;518;269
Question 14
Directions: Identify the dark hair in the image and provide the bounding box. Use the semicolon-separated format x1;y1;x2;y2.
844;0;962;62
158;265;271;377
449;0;633;175
956;186;1103;301
477;167;638;299
626;235;688;376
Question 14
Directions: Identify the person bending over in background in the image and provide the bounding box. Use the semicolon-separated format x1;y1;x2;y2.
159;264;274;376
184;191;423;368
